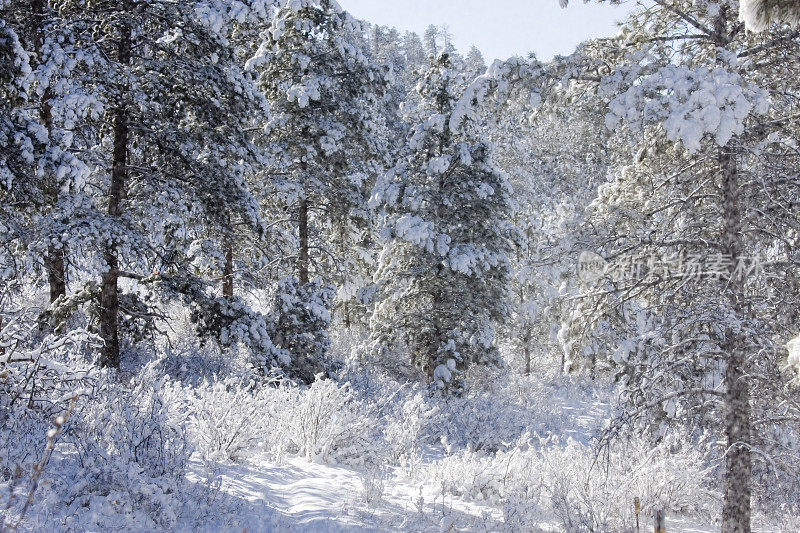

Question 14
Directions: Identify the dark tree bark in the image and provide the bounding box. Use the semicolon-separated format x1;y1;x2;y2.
297;197;309;285
100;10;131;369
337;222;350;329
719;146;752;533
222;238;234;298
45;245;66;303
32;0;66;303
523;333;531;376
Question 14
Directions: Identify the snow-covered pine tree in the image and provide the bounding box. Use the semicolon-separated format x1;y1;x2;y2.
464;46;487;80
246;0;388;286
51;0;269;367
1;15;37;266
0;16;38;352
559;2;800;530
489;56;612;376
245;0;390;345
364;23;408;144
263;275;334;382
423;25;440;58
369;52;514;393
740;0;800;31
1;0;100;307
403;30;426;71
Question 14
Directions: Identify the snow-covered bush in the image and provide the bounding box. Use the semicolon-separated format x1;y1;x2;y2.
266;378;379;466
430;390;528;453
63;361;192;529
384;391;433;462
154;314;252;386
0;404;50;481
418;371;596;454
188;377;272;462
0;315;195;530
358;465;386;504
420;431;718;531
0;315;99;479
749;422;800;523
786;333;800;386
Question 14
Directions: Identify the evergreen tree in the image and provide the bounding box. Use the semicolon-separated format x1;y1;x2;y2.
740;0;800;31
51;0;269;367
0;17;37;350
560;2;800;529
246;0;389;288
369;53;514;392
1;0;100;306
464;45;487;79
423;24;440;57
263;275;335;382
489;60;612;376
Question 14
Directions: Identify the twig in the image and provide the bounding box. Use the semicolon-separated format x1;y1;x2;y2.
2;397;76;533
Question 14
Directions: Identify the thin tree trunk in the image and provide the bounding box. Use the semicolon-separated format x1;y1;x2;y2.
516;269;531;376
222;238;233;298
32;0;66;303
298;197;309;285
0;298;4;357
41;93;65;303
523;335;531;376
100;11;131;369
338;221;350;329
46;246;66;303
41;85;66;303
719;146;752;533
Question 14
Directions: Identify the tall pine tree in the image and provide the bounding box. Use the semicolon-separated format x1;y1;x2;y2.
369;52;514;392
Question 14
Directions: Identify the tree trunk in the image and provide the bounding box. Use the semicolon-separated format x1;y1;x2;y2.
46;245;66;303
100;12;131;369
338;221;350;329
297;197;309;285
719;146;752;533
41;92;65;303
722;342;751;533
222;238;233;298
32;0;66;303
523;336;531;376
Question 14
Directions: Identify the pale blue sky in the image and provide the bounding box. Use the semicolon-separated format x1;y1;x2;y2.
341;0;636;62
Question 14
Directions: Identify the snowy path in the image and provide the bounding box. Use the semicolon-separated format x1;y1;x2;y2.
187;456;368;532
186;454;763;533
185;454;506;532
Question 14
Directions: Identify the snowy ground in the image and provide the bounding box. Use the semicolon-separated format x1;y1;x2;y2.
2;344;794;532
182;453;768;533
185;454;504;532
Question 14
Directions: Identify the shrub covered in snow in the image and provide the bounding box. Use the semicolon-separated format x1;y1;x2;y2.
0;316;99;478
265;378;379;467
0;326;194;530
187;376;273;462
62;361;191;528
420;431;719;532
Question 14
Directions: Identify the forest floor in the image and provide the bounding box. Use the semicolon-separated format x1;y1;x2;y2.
3;332;792;531
171;373;749;533
183;448;738;532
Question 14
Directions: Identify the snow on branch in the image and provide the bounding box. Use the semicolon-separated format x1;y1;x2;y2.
450;58;543;134
740;0;800;32
602;63;768;152
787;333;800;384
